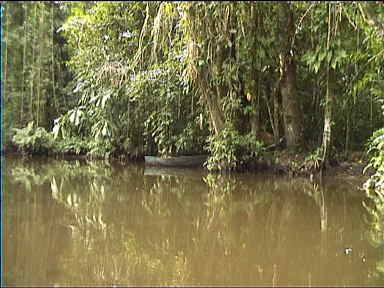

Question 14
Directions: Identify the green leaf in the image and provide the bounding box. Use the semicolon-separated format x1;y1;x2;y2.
331;59;337;69
102;124;108;137
318;50;326;63
314;63;320;74
53;122;61;139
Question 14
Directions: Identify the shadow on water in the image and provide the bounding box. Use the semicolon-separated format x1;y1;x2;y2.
2;155;384;286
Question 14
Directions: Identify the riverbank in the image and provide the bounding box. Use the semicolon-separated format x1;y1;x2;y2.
2;148;372;182
258;150;372;178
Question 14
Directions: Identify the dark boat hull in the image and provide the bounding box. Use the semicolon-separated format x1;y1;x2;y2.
144;155;207;168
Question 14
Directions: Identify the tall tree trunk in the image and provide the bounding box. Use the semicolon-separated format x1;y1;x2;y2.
51;3;57;115
273;81;281;145
249;4;260;137
20;2;27;126
250;74;260;137
38;3;48;128
205;57;225;135
20;3;28;126
202;5;233;136
4;3;12;144
199;64;225;135
4;4;9;104
321;69;336;165
278;2;303;150
321;4;335;167
205;91;225;135
30;3;37;123
37;3;42;126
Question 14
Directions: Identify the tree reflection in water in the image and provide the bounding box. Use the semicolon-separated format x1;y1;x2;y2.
3;155;384;286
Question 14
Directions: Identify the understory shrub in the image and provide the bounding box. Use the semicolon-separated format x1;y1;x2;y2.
205;125;265;171
12;122;54;155
364;128;384;193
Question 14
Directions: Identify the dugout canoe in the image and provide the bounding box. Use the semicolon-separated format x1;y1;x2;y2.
144;155;208;168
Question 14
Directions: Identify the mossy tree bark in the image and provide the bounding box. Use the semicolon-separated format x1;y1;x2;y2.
278;2;304;150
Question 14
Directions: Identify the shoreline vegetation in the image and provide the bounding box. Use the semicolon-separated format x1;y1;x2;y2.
1;142;372;181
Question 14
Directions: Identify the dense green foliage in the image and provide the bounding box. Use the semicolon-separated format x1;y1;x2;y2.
2;2;72;136
205;126;264;171
12;121;54;154
50;2;208;158
2;2;384;174
365;127;384;192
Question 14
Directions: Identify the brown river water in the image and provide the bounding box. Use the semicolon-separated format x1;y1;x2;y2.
2;155;384;286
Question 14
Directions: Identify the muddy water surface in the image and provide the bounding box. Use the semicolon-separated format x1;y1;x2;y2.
3;155;384;286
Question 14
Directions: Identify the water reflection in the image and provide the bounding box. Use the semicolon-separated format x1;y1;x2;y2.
3;155;384;286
